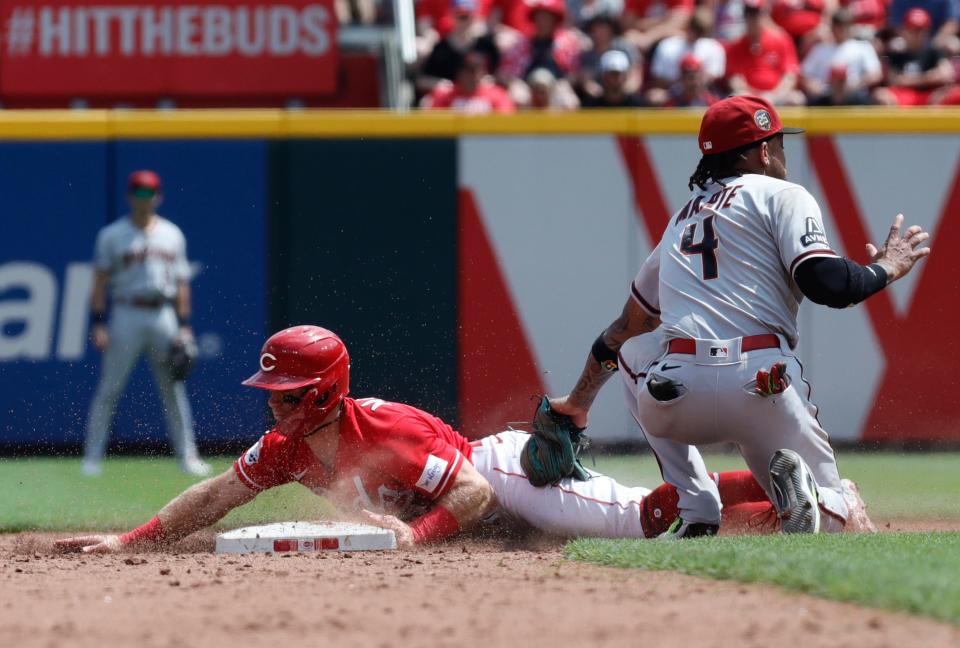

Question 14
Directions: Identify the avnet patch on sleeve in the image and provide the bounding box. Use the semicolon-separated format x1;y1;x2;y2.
416;454;449;494
243;438;263;466
800;217;828;247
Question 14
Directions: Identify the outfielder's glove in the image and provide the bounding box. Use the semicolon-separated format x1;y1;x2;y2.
168;336;198;381
756;362;789;396
520;397;591;487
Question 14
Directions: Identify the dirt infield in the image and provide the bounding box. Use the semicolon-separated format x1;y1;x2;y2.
1;530;957;648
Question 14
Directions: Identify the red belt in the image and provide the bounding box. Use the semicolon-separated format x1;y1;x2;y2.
667;333;780;355
116;297;170;309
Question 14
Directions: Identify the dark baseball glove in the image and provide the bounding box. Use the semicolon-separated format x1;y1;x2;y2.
519;397;591;487
168;336;198;381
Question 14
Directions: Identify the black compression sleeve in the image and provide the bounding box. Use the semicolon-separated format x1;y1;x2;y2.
590;334;619;371
794;257;888;308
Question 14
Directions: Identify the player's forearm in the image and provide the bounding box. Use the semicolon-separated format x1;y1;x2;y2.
438;473;495;531
175;281;191;325
122;475;251;547
90;272;109;316
566;299;660;411
155;479;242;541
409;466;495;544
566;356;617;411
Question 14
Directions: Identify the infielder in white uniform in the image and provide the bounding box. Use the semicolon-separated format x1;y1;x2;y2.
551;96;928;536
83;170;210;477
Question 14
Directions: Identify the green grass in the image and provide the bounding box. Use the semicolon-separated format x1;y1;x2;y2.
0;452;957;532
566;532;960;625
0;457;331;532
592;452;960;520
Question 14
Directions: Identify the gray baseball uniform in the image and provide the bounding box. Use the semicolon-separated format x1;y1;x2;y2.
620;174;848;527
83;216;203;470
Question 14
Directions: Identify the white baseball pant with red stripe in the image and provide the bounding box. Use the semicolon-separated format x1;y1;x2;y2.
470;430;650;538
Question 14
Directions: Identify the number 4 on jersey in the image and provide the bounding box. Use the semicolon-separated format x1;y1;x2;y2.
680;215;719;280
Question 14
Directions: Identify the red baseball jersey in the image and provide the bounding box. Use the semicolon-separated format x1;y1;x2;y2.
725;28;799;91
233;397;473;520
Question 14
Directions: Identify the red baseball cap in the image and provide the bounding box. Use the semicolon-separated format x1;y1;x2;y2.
526;0;566;21
904;7;931;29
698;95;803;155
128;170;161;193
680;53;703;72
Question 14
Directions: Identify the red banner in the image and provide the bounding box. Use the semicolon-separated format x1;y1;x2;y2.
0;1;338;97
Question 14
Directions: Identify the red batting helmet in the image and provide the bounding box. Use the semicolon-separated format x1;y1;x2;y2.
243;326;350;428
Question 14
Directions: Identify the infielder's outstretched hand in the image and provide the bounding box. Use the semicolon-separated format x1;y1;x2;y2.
547;395;589;429
361;510;414;549
54;534;123;554
866;213;931;284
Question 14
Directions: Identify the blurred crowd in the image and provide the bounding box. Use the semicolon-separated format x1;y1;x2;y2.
398;0;960;111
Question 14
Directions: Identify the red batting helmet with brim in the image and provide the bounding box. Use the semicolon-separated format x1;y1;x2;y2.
698;95;804;155
243;325;350;395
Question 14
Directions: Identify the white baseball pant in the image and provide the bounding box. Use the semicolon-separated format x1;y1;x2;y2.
620;332;848;527
471;430;650;538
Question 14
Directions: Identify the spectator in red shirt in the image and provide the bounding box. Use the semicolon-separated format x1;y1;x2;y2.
725;0;806;105
423;50;518;112
873;8;956;105
624;0;695;52
499;0;583;106
663;54;722;105
771;0;826;48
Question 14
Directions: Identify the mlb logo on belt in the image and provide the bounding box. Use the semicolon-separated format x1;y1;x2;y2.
710;346;729;358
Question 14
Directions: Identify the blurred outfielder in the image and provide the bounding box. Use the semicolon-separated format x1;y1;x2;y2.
82;170;208;477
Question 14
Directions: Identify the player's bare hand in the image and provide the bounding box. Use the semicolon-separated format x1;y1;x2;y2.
361;509;414;549
547;395;588;429
54;535;123;554
91;324;110;351
866;213;931;283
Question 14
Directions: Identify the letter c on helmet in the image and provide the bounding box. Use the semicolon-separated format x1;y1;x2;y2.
260;352;277;372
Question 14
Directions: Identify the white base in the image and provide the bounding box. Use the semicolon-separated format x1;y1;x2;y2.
214;521;397;554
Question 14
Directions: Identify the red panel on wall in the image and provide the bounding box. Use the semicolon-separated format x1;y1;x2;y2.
0;0;338;98
458;188;547;439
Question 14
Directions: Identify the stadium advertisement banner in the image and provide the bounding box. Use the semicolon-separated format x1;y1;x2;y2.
0;0;338;97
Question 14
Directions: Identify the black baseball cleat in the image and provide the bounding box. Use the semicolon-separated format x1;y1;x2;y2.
769;448;821;533
657;517;720;540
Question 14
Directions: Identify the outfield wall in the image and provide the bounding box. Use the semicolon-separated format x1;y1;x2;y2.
0;109;957;449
